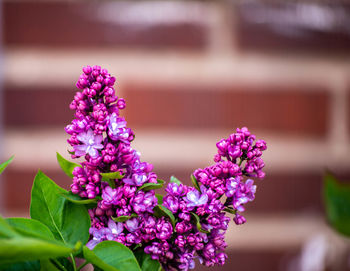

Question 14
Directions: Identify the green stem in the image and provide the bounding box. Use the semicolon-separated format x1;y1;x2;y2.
77;261;89;271
70;254;77;271
51;259;67;271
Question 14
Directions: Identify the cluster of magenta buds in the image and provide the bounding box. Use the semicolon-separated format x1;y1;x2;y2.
65;66;267;271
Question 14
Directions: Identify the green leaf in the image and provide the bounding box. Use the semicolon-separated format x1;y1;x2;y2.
30;171;66;241
83;241;141;271
61;202;91;246
40;258;74;271
101;172;124;189
133;243;142;250
60;192;98;205
134;250;161;271
153;205;176;227
30;171;90;246
190;212;209;234
6;218;55;241
101;172;124;181
56;257;74;271
0;261;41;271
39;260;61;271
324;172;350;237
170;176;182;185
112;214;137;223
138;179;164;192
0;216;19;238
155;194;164;205
0;237;76;265
0;156;14;175
223;207;236;215
56;152;81;178
191;175;200;191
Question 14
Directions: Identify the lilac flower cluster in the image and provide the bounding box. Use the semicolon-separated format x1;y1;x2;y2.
155;182;229;269
143;128;267;269
214;127;267;179
66;66;267;271
65;65;159;246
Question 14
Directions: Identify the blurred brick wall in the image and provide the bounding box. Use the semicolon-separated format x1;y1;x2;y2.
2;1;350;270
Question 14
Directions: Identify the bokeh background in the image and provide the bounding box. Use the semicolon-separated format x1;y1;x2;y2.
1;0;350;270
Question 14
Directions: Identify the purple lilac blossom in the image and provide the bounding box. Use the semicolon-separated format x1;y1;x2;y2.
66;65;158;243
66;66;267;271
186;186;209;208
125;218;139;232
108;113;131;143
74;129;103;158
123;173;148;186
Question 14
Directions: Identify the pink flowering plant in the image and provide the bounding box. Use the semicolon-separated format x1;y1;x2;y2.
0;66;267;271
